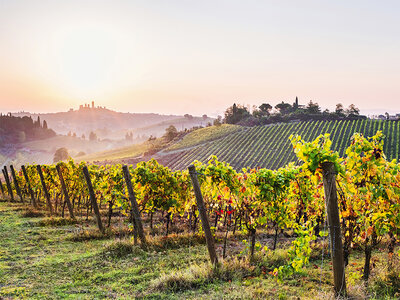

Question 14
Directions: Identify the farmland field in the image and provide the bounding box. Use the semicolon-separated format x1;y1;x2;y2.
164;120;400;170
1;130;400;299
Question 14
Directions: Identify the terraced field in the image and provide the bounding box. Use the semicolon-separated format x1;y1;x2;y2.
164;119;400;170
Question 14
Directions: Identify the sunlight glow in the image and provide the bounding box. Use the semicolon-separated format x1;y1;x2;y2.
52;27;120;98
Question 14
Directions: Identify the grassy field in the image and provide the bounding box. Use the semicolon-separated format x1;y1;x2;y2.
77;142;150;163
0;201;398;299
167;124;244;151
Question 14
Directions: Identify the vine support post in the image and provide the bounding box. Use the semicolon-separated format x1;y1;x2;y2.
188;165;218;265
36;165;53;215
0;178;5;197
21;165;37;208
82;166;104;234
3;167;14;201
10;165;23;203
321;162;346;297
56;165;75;219
122;165;146;245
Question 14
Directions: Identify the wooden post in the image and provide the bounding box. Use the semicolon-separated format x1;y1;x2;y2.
122;165;146;245
82;166;104;234
0;178;4;197
21;165;37;208
321;162;346;297
188;165;218;265
56;165;75;219
36;165;53;215
10;165;23;203
3;167;14;201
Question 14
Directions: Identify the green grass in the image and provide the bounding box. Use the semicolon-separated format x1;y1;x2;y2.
0;202;398;299
167;124;244;151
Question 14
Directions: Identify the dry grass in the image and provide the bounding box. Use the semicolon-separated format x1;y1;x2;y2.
21;208;45;218
145;233;206;251
150;257;254;293
370;261;400;298
66;228;112;242
101;239;146;258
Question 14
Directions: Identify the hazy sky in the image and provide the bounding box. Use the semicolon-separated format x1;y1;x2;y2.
0;0;399;116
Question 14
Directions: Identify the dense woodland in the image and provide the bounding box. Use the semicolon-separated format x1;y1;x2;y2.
0;114;56;144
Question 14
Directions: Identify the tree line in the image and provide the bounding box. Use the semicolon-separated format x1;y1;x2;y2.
0;114;56;144
222;98;365;126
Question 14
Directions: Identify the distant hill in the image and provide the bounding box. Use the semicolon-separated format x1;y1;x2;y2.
13;104;179;138
12;104;214;140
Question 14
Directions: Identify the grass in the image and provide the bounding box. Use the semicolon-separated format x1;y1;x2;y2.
166;124;245;151
0;201;398;299
77;142;150;162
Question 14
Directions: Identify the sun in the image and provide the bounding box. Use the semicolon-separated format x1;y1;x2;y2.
53;26;119;98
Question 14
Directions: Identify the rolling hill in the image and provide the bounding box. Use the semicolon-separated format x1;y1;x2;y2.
162;119;400;170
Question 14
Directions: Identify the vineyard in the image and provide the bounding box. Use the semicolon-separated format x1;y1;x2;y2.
163;119;400;171
1;131;400;298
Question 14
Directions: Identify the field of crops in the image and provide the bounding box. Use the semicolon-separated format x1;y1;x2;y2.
165;119;400;170
1;131;400;298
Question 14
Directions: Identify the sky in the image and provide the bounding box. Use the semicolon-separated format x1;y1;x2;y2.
0;0;399;116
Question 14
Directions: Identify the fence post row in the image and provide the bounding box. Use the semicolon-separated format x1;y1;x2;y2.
3;167;14;201
188;165;218;265
321;162;346;297
56;165;75;219
21;165;37;208
122;165;146;245
10;165;24;203
82;166;105;234
36;165;53;215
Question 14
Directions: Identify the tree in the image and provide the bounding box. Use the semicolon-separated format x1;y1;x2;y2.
89;131;97;141
164;125;178;141
81;134;85;140
346;104;360;116
305;100;321;114
202;114;208;120
42;120;48;129
53;147;69;163
259;103;272;115
224;103;250;124
184;114;193;120
76;151;86;157
34;116;41;128
275;102;292;115
335;103;345;116
213;116;222;126
293;96;299;110
17;131;26;143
